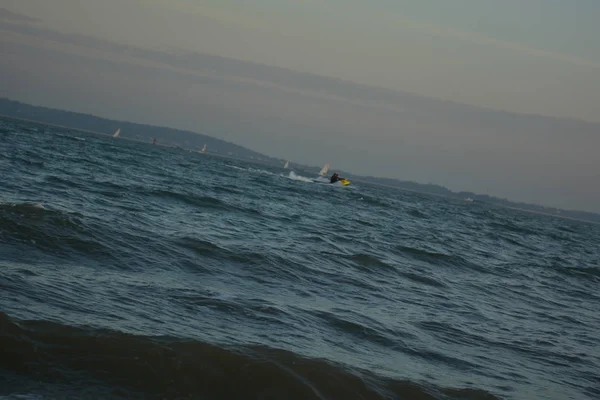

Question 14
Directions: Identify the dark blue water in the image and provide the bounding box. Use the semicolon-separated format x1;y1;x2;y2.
1;117;599;400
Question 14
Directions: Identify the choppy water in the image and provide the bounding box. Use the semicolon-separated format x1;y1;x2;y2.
1;117;599;400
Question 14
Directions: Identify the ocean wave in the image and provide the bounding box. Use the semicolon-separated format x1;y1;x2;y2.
0;202;110;257
407;208;430;219
150;189;232;210
0;202;48;214
392;244;491;274
489;221;539;237
285;171;315;183
8;153;45;169
3;119;598;400
354;194;393;209
247;167;276;175
176;236;223;255
551;264;600;280
399;271;447;288
43;174;84;189
394;244;457;262
0;313;500;400
174;236;312;282
347;253;397;273
311;309;398;348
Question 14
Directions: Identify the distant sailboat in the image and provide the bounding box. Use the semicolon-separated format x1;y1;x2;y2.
284;161;289;169
200;144;207;153
113;128;120;138
318;163;330;176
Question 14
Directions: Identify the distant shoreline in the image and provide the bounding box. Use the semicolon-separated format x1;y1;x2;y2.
348;178;600;225
0;114;108;136
0;114;291;166
1;112;598;225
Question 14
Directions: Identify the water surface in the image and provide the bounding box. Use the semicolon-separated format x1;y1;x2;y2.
1;117;599;399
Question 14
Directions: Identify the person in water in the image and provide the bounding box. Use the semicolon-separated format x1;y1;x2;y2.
330;173;344;183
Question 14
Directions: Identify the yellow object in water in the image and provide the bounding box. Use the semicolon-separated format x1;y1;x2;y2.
340;179;351;186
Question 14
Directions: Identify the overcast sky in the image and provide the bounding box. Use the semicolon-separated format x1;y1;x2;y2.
1;0;599;212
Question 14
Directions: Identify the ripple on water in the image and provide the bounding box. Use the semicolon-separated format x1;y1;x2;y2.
1;120;599;400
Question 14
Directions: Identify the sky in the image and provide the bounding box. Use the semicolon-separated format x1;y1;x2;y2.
1;0;599;212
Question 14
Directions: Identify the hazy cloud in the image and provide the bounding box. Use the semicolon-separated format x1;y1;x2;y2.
0;7;40;22
3;0;599;121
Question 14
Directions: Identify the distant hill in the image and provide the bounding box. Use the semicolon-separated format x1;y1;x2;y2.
1;97;598;224
0;98;283;164
337;174;600;224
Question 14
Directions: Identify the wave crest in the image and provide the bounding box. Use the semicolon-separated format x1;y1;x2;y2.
0;313;500;400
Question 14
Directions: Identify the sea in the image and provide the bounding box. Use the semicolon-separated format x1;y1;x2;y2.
1;117;599;400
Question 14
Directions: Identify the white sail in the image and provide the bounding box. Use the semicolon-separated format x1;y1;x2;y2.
284;161;289;169
318;163;330;176
113;128;120;137
200;144;207;153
